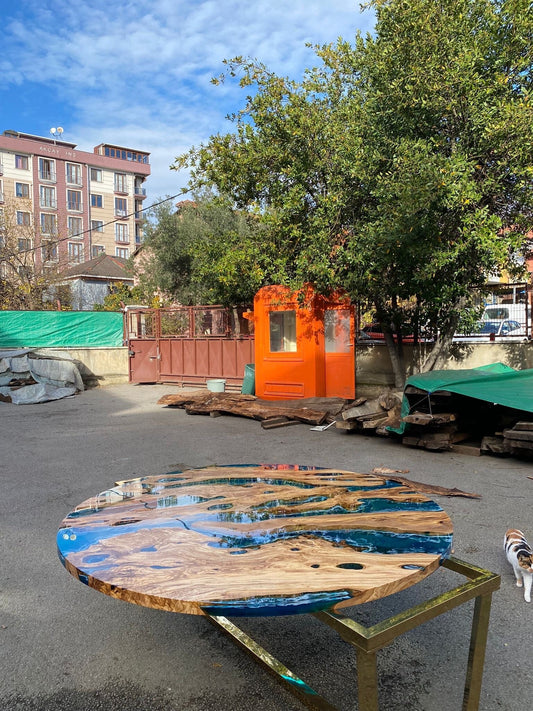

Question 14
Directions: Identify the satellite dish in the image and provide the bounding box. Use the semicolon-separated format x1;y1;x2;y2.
57;127;64;135
50;127;57;134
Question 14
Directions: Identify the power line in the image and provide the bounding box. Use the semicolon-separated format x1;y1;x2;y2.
0;188;192;262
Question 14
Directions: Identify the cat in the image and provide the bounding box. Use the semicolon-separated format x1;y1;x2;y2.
504;529;533;602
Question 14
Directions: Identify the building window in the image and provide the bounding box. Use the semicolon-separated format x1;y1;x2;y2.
115;247;129;258
39;185;56;208
41;241;58;262
115;223;129;243
91;194;103;208
269;311;297;352
114;173;128;193
18;238;32;251
67;190;82;211
38;157;56;182
91;220;104;232
68;216;83;238
15;154;29;170
40;213;57;235
16;211;31;226
16;182;30;198
90;168;103;182
68;242;84;263
114;197;128;217
91;245;105;258
66;163;82;185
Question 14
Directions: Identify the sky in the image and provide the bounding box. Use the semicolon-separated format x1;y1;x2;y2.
1;0;375;205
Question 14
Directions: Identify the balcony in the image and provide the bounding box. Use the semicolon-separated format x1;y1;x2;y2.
115;209;128;218
0;191;4;203
67;201;83;212
134;186;147;197
0;163;3;175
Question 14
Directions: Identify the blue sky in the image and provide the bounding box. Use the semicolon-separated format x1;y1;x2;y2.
1;1;374;202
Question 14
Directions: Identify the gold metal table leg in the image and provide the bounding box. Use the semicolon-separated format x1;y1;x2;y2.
204;558;500;710
355;648;379;711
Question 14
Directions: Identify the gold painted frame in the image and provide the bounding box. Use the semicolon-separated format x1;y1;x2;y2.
205;557;500;711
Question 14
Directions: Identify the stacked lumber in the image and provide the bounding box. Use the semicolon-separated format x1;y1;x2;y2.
336;391;403;434
401;411;472;452
502;422;533;457
157;390;346;426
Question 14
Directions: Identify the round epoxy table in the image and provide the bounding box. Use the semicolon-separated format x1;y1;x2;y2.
57;464;498;710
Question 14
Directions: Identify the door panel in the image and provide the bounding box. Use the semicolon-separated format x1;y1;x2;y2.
324;309;355;398
128;339;159;383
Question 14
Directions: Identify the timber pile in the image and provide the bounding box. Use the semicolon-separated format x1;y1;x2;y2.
157;390;348;426
335;391;403;434
401;411;474;452
502;422;533;457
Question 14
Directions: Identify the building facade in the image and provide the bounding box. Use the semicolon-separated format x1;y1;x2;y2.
0;130;150;278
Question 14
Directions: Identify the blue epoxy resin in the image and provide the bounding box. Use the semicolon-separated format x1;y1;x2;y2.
57;464;453;616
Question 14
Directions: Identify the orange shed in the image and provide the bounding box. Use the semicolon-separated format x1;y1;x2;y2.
249;285;356;400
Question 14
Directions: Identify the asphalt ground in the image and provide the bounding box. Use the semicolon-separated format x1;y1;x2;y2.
1;382;531;711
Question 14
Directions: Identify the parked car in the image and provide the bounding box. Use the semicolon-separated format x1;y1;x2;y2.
453;319;525;342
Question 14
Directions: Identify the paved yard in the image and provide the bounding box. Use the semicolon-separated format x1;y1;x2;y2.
1;383;531;710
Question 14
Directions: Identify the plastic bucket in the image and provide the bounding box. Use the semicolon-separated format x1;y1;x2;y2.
206;379;226;393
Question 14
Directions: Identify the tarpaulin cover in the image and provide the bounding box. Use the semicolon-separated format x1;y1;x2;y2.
392;363;533;434
0;349;84;404
0;311;123;348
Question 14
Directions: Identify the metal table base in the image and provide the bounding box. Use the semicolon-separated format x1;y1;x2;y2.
205;557;500;711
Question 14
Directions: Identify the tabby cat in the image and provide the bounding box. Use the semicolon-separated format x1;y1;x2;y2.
504;529;533;602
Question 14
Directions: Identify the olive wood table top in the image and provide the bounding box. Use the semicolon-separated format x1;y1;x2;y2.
57;464;453;616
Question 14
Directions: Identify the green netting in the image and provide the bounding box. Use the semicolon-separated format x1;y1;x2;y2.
0;311;124;348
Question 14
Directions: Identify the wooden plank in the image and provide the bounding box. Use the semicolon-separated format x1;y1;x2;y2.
402;412;457;426
451;442;482;457
361;414;389;429
371;469;481;499
261;417;301;430
335;420;360;430
503;429;533;442
481;436;510;455
512;422;533;431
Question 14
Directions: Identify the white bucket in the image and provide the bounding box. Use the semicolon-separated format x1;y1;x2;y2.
206;379;226;393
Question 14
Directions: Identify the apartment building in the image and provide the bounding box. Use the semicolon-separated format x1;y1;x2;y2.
0;130;150;274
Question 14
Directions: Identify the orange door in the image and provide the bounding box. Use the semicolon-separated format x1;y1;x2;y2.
324;308;355;398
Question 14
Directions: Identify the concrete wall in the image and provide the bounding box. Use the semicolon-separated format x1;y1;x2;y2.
34;347;129;387
356;341;533;397
31;341;533;394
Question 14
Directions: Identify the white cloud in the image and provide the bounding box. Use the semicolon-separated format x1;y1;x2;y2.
3;0;374;198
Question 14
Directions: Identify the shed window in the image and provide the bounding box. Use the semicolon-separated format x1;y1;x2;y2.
269;311;297;352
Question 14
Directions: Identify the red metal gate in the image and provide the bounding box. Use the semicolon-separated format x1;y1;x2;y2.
125;306;255;390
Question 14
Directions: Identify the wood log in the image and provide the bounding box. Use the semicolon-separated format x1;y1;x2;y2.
378;391;402;411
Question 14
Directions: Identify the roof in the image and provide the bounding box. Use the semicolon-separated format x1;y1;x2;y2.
62;254;133;281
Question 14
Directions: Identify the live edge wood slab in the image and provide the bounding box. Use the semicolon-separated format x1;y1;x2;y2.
57;464;453;617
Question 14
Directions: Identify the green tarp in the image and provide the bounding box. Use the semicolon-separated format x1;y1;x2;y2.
0;311;124;348
393;362;533;434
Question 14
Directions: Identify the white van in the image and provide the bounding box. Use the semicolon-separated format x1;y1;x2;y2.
483;304;526;323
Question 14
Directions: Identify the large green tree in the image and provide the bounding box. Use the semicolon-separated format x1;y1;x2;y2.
135;194;270;306
176;0;533;385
